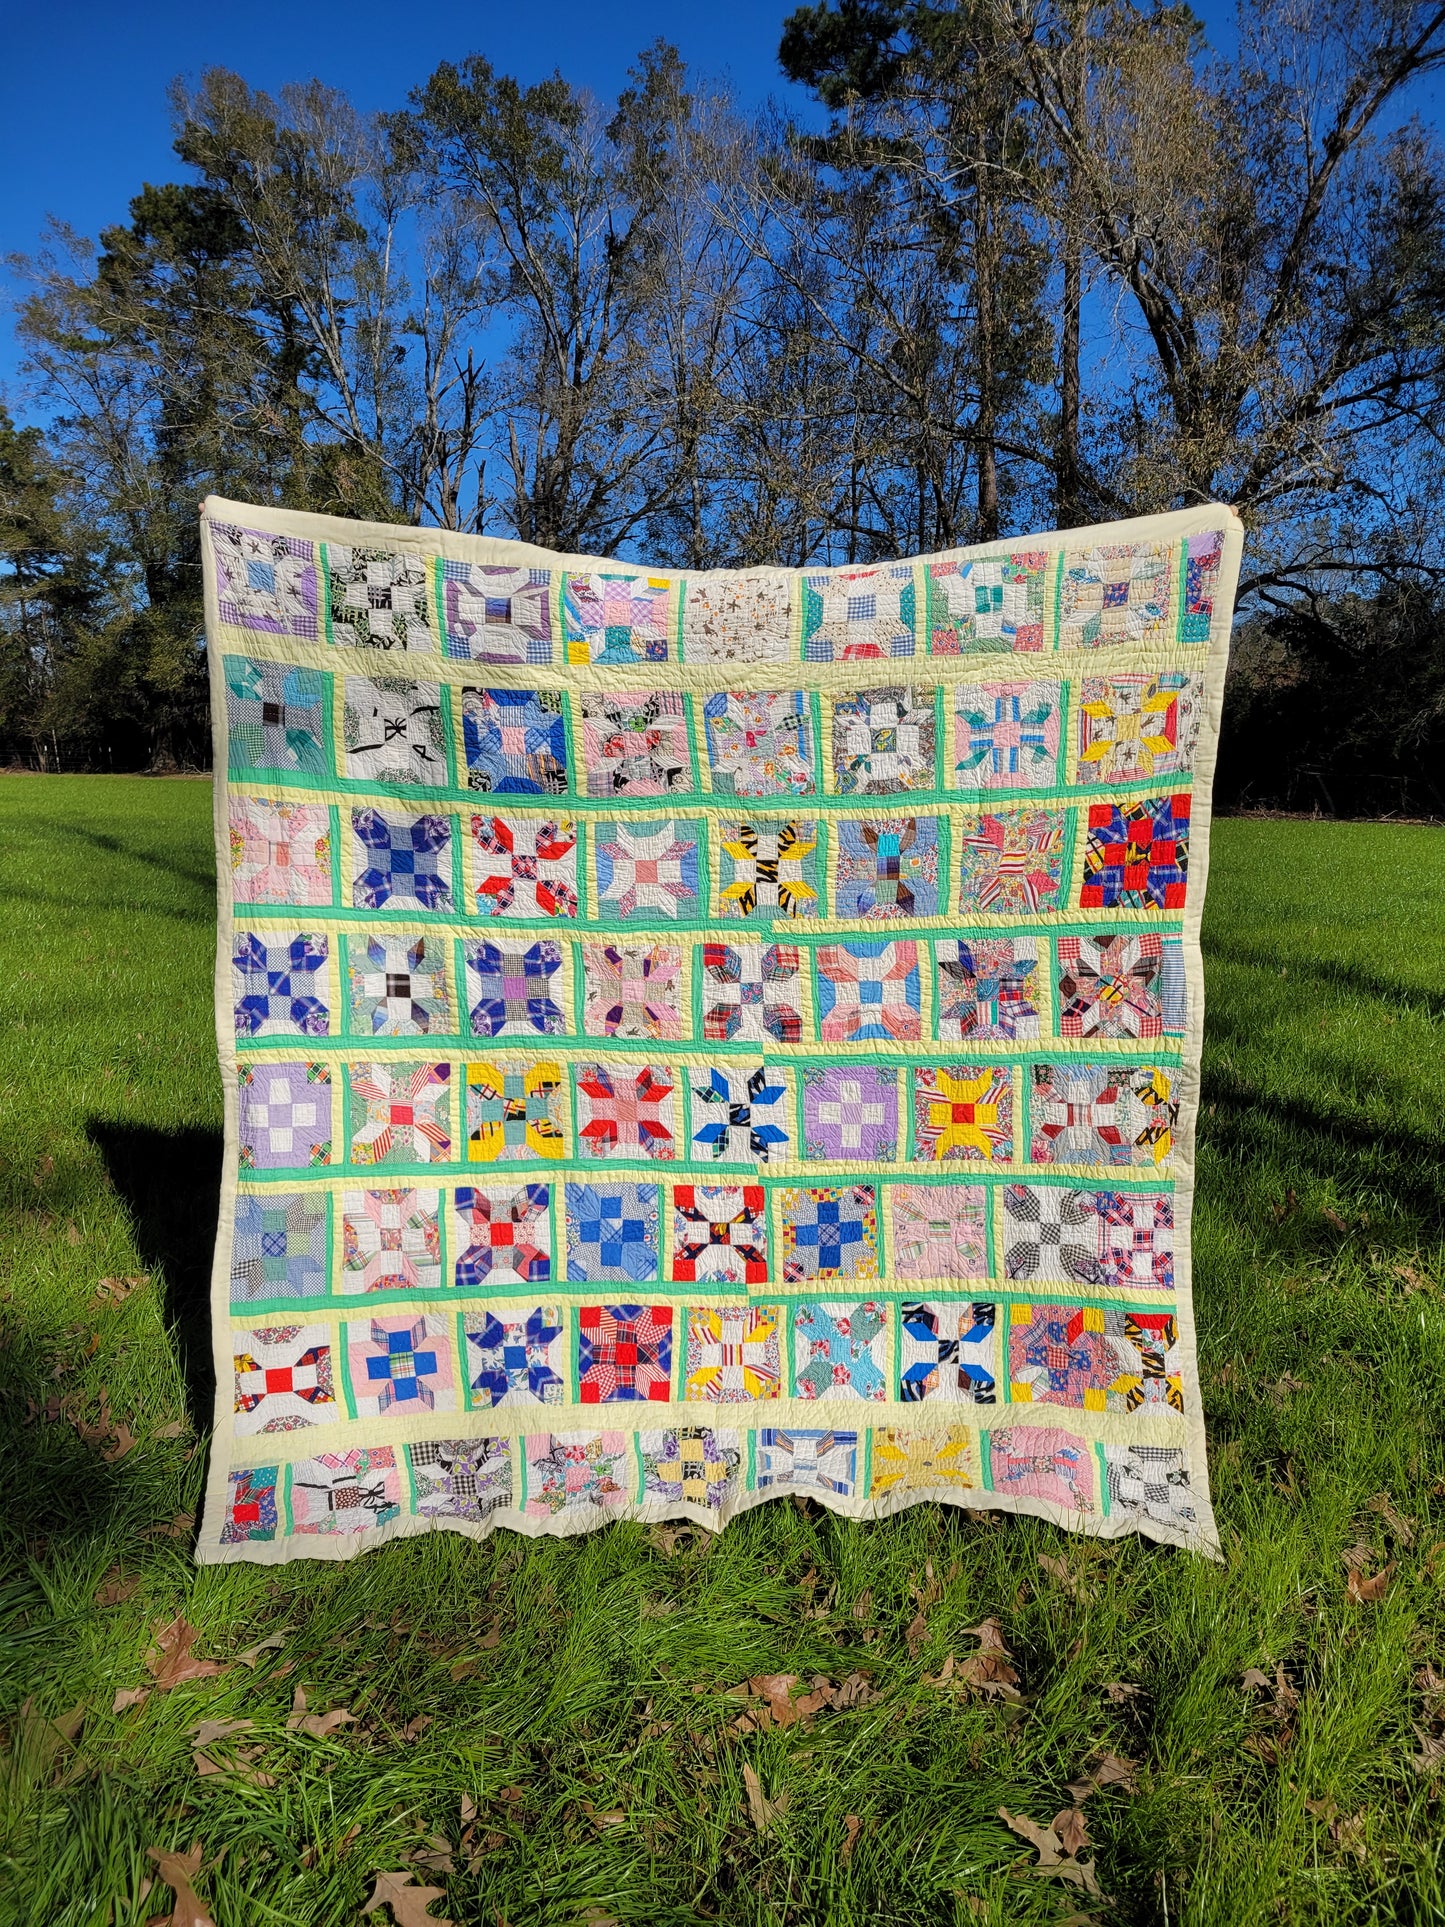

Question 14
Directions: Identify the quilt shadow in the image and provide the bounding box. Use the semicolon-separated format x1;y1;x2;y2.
88;1120;223;1427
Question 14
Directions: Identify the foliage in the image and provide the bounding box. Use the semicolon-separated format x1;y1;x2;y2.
1;783;1444;1923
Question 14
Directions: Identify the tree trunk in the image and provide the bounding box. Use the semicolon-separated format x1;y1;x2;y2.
974;127;999;542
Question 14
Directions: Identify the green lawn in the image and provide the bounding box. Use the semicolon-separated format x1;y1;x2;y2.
2;778;1443;1927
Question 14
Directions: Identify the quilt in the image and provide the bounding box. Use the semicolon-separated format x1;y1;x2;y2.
195;498;1241;1562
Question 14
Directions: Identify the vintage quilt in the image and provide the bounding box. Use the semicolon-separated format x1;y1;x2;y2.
195;498;1241;1563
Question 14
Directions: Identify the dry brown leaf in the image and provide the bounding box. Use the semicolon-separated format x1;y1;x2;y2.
1065;1752;1139;1801
1330;1812;1367;1862
13;1698;84;1773
1412;1726;1445;1775
1241;1666;1272;1691
828;1671;880;1709
954;1620;1021;1701
95;1569;139;1608
401;1715;433;1743
113;1686;150;1713
742;1761;789;1835
189;1718;254;1747
904;1610;929;1657
925;1653;957;1688
997;1808;1102;1895
145;1514;196;1541
409;1833;456;1872
1320;1205;1349;1235
362;1869;454;1927
1417;1663;1445;1710
151;1420;188;1441
94;1274;145;1306
851;1589;873;1622
1101;1680;1141;1704
1038;1553;1092;1601
145;1618;226;1692
1341;1541;1375;1573
1369;1493;1416;1547
234;1631;287;1668
145;1844;214;1927
580;1803;626;1834
476;1625;502;1651
1053;1808;1091;1857
285;1685;358;1738
1346;1564;1395;1604
841;1813;861;1862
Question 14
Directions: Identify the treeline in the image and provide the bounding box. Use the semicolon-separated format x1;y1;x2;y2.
3;0;1445;804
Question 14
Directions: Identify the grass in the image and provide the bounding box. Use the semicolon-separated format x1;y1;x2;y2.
1;777;1443;1927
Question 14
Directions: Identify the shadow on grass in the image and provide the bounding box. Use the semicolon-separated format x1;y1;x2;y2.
87;1120;223;1427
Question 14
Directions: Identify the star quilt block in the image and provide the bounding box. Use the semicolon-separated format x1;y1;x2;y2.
755;1428;858;1496
1057;932;1183;1040
1006;1303;1183;1414
348;1312;459;1418
1075;671;1201;784
238;1061;333;1170
466;1060;566;1162
346;1061;452;1166
670;1184;768;1284
682;1304;781;1402
577;1303;674;1402
869;1428;976;1497
1059;541;1173;648
579;689;689;796
462;687;567;794
577;1062;677;1161
832;815;939;918
454;1182;551;1288
702;689;815;797
325;545;434;651
716;819;819;919
580;942;686;1040
347;933;450;1036
471;813;579;920
830;684;936;793
595;818;700;920
926;552;1048;653
464;1305;565;1406
231;1193;328;1303
233;932;329;1037
441;562;552;663
563;1183;660;1284
815;940;921;1043
341;1188;442;1295
779;1185;879;1284
1103;1443;1196;1530
524;1432;630;1515
690;1064;789;1164
230;798;333;906
225;657;328;775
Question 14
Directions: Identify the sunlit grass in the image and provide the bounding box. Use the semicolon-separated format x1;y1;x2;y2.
1;781;1443;1926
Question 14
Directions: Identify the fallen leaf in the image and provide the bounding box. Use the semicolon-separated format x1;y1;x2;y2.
1038;1553;1091;1602
1412;1726;1445;1775
851;1589;873;1622
145;1618;226;1692
997;1808;1103;1895
1053;1807;1091;1856
151;1420;188;1441
235;1631;288;1668
1369;1492;1416;1547
145;1514;196;1541
361;1869;454;1927
1101;1681;1141;1704
1330;1811;1367;1862
113;1686;150;1713
1320;1205;1349;1235
742;1762;789;1835
189;1718;254;1747
904;1610;929;1657
841;1813;861;1862
1241;1666;1272;1691
285;1685;358;1738
1065;1751;1138;1801
93;1275;146;1307
1417;1663;1445;1711
13;1698;84;1774
145;1845;214;1927
1341;1541;1375;1573
96;1569;140;1608
925;1653;957;1688
954;1620;1021;1701
1346;1564;1395;1605
409;1833;455;1872
401;1714;433;1742
460;1794;477;1825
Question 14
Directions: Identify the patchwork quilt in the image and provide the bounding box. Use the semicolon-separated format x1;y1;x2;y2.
195;499;1241;1562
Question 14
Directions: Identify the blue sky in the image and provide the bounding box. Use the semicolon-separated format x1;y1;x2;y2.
3;0;1439;406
